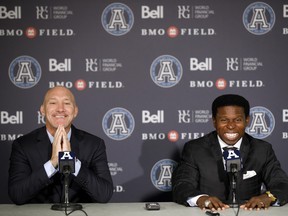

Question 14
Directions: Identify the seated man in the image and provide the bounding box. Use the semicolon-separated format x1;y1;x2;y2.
8;86;113;204
172;94;288;211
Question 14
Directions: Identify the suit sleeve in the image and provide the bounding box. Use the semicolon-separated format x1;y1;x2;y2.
74;139;113;203
172;142;202;206
8;139;53;205
262;144;288;206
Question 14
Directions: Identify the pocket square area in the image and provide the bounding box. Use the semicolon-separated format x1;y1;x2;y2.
243;170;257;180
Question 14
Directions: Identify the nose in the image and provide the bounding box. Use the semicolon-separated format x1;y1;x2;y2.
227;121;235;129
57;103;65;111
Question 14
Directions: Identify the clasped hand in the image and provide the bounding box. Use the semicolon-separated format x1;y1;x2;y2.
50;125;71;168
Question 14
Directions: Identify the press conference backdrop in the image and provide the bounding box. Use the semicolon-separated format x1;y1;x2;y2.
1;0;288;204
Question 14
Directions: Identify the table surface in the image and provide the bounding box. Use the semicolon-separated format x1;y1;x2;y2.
0;202;287;216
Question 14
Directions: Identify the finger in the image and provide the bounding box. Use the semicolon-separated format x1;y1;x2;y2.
210;200;221;210
62;136;71;151
242;202;252;210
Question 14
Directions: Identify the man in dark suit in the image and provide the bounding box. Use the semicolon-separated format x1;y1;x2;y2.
8;86;113;205
172;94;288;211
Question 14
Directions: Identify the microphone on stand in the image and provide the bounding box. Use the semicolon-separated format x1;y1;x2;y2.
223;148;242;208
51;151;83;212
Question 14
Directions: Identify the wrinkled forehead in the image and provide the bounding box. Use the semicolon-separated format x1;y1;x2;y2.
43;87;76;104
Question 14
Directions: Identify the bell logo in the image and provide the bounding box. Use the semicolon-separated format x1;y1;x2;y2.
0;6;21;19
190;58;212;71
142;110;164;123
141;6;164;19
49;58;71;72
0;111;23;124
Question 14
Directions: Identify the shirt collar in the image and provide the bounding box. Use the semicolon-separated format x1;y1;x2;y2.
47;128;72;143
217;135;242;151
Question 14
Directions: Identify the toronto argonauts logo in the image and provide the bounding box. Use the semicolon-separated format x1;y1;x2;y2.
101;3;134;36
9;56;42;89
102;107;135;140
246;106;275;139
150;55;183;88
243;2;275;35
150;159;177;192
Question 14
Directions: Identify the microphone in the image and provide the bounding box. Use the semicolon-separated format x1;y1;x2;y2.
58;151;75;174
223;148;242;172
223;148;242;208
51;151;82;212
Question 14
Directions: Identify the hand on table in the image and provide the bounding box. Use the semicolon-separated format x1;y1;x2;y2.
197;196;229;211
240;193;272;210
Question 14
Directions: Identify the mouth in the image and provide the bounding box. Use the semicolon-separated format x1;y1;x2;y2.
224;132;238;140
55;115;66;119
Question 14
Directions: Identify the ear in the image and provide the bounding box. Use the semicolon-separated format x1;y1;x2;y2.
212;117;217;128
245;116;250;126
74;106;79;118
40;105;45;116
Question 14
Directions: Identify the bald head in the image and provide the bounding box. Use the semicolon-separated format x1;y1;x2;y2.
40;86;78;135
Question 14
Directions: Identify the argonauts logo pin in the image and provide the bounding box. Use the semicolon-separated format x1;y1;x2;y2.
101;3;134;36
102;107;135;140
246;106;275;139
150;55;183;88
243;2;275;35
9;55;42;89
150;159;177;191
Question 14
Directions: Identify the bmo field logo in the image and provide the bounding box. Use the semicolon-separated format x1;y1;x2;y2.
101;3;134;36
9;56;42;89
243;2;275;35
151;159;177;191
246;106;275;139
150;55;183;88
102;107;135;140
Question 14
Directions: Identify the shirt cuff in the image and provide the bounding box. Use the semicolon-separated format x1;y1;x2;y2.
187;194;208;207
73;158;81;176
44;160;57;178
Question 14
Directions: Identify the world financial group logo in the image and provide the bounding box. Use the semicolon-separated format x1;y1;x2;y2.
150;55;183;88
243;2;275;35
101;3;134;36
150;159;177;192
9;56;41;89
102;107;135;140
246;106;275;139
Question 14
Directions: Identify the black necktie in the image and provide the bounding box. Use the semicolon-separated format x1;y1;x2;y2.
223;146;237;151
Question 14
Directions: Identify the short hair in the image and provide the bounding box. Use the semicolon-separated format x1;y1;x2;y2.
212;94;250;118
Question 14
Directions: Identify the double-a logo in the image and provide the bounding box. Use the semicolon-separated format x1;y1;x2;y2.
246;106;275;139
150;55;183;88
243;2;275;35
9;56;42;89
102;107;135;140
150;159;177;191
102;3;134;36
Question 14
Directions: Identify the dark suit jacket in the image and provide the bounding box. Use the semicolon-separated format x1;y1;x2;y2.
172;131;288;206
8;125;113;205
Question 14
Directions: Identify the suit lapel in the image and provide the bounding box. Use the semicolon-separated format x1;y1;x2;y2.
70;125;80;158
36;127;52;164
209;132;230;200
240;134;250;166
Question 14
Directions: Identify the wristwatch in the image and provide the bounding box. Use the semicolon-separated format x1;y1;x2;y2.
266;191;277;204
